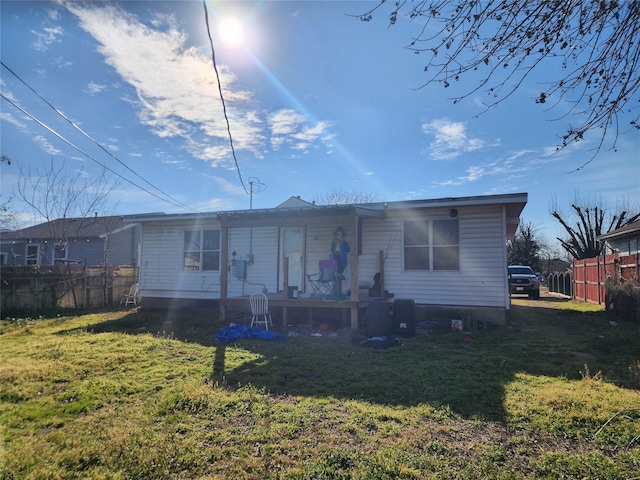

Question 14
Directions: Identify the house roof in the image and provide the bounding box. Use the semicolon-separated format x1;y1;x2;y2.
597;221;640;241
123;192;527;238
1;215;127;241
276;196;315;209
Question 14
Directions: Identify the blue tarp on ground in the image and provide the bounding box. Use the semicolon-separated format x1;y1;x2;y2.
353;335;402;349
215;324;286;343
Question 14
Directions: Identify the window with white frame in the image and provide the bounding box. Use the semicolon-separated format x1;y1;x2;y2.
404;221;430;270
26;244;39;265
54;242;67;263
183;229;220;271
432;219;459;270
404;219;459;271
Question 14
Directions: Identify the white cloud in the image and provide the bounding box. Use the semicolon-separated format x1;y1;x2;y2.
53;56;73;69
267;110;332;154
292;121;332;142
461;165;485;182
47;8;61;21
214;176;247;196
64;3;333;167
32;134;61;155
32;25;63;51
86;82;107;94
421;118;491;161
0;111;26;129
65;4;260;153
269;109;306;135
291;142;310;152
161;159;184;165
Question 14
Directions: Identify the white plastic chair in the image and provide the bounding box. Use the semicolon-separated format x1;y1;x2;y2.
121;283;139;306
250;292;272;330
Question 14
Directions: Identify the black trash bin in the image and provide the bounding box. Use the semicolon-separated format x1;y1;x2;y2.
366;299;391;337
392;299;416;337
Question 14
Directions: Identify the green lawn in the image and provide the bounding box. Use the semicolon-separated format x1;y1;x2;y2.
1;295;639;479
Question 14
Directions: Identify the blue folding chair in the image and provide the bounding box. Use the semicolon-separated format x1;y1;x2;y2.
306;259;337;299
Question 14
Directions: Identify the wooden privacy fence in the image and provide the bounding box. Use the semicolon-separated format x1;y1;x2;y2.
573;252;640;304
1;265;138;316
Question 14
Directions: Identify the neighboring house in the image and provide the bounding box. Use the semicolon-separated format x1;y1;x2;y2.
0;215;140;267
597;221;640;255
542;258;572;275
571;221;640;304
125;193;527;328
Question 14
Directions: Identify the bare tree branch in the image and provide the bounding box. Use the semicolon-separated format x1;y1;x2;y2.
354;1;640;165
314;189;377;206
507;220;545;271
15;158;119;242
552;200;640;260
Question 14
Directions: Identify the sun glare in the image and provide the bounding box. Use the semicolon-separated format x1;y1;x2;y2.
219;17;245;47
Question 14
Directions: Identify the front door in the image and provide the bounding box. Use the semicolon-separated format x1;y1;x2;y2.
280;227;304;292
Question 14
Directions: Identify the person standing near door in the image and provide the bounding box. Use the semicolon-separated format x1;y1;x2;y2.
330;226;350;277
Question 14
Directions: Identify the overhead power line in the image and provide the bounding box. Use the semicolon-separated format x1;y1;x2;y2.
1;60;196;213
202;0;249;195
1;93;198;212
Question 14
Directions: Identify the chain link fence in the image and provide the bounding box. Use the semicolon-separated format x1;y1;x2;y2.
547;271;573;297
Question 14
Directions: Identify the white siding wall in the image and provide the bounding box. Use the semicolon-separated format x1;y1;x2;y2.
138;204;510;307
360;205;508;308
227;226;279;296
140;221;222;299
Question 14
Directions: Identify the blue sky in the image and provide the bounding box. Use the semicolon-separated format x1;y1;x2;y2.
1;1;638;247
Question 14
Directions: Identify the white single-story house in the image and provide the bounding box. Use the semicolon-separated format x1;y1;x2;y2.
124;193;527;329
597;221;640;255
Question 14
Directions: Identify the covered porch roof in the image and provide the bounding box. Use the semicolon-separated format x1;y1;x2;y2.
216;203;386;315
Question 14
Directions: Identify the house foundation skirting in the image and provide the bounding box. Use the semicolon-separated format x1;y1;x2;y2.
139;296;507;330
415;304;506;328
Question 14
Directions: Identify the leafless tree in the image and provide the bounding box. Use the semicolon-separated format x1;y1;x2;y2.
0;154;17;230
507;221;545;271
355;1;640;168
16;158;118;232
0;200;19;231
14;159;120;312
314;188;377;205
551;199;640;260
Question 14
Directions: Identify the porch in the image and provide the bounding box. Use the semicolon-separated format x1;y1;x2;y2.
217;203;389;330
219;293;376;330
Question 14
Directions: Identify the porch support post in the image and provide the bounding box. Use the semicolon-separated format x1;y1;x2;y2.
350;219;358;301
283;256;289;299
350;305;358;330
282;256;289;327
378;250;385;296
219;217;229;322
349;211;359;329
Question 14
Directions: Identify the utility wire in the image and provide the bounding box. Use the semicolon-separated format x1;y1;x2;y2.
1;93;197;211
202;0;249;195
0;61;196;213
